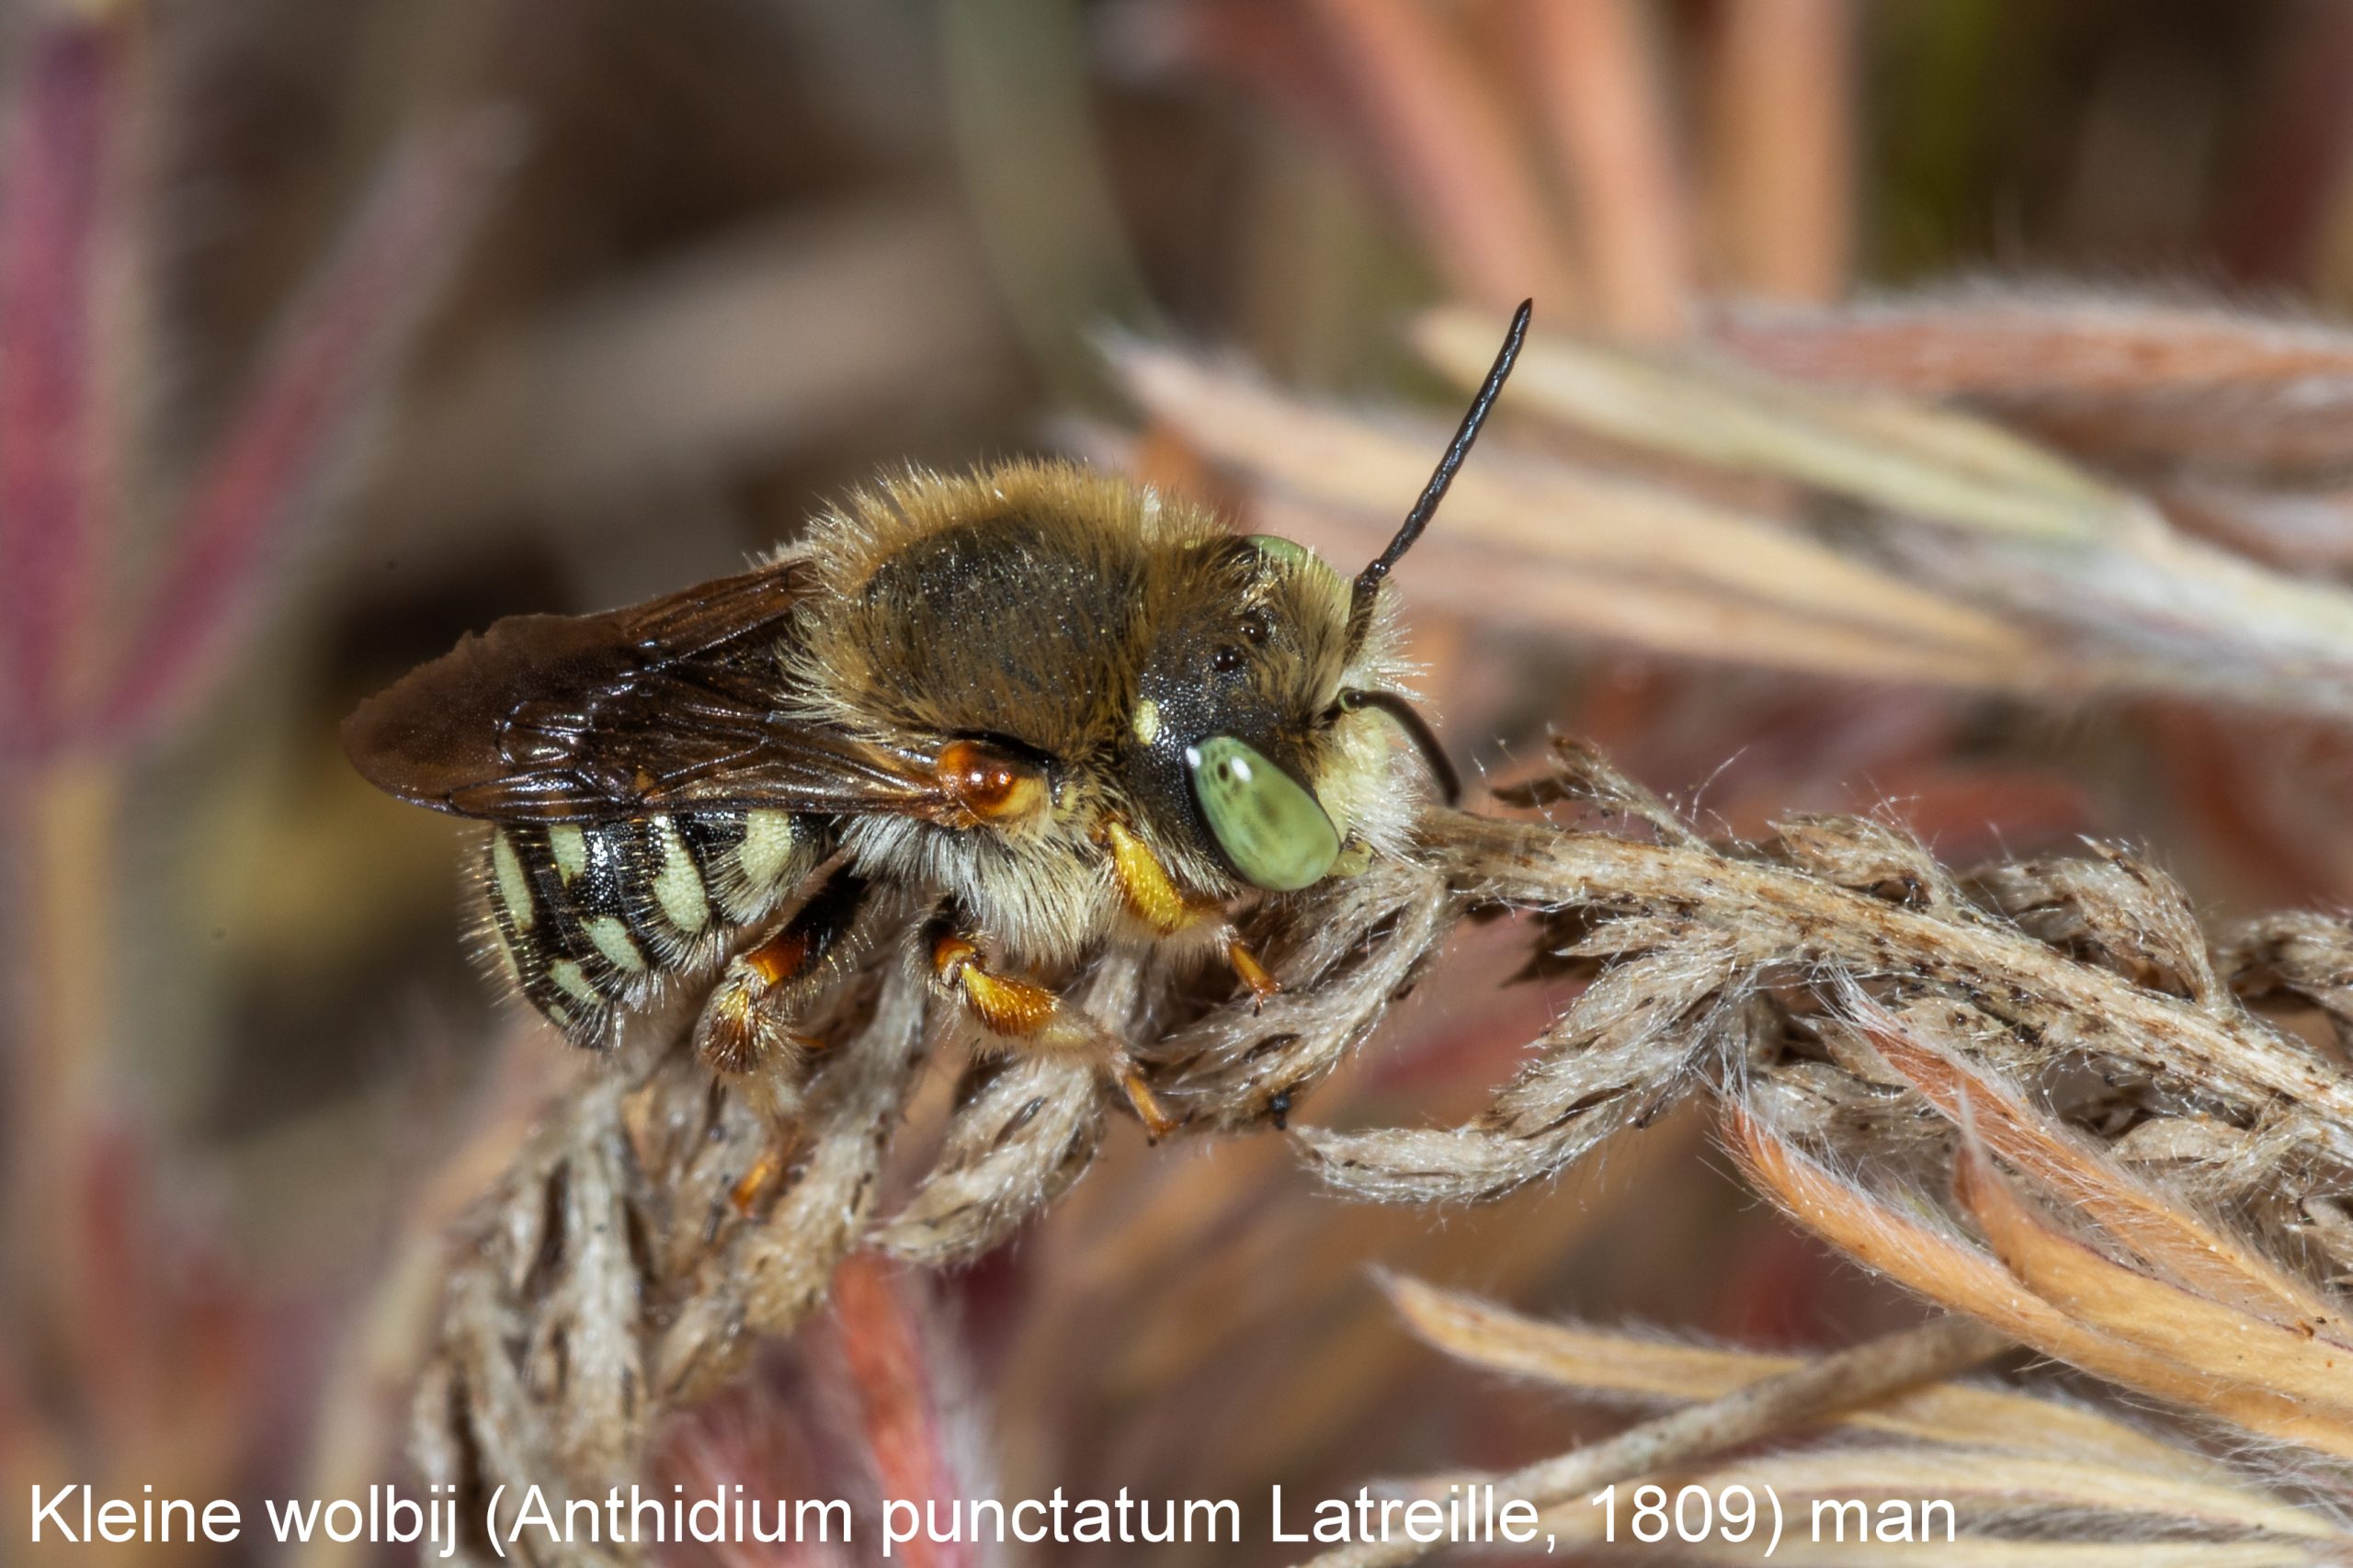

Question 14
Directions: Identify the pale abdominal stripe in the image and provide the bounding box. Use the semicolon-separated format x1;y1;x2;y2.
480;809;816;1041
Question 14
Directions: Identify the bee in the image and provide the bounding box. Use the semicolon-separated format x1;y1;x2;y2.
345;303;1529;1134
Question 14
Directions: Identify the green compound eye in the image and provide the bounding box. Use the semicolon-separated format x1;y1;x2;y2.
1185;734;1341;892
1246;534;1348;608
1246;534;1315;570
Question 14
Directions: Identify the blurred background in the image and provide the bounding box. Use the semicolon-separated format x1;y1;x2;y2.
15;0;2353;1562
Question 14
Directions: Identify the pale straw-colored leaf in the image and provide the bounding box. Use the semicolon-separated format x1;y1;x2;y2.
1856;992;2344;1336
1381;1274;2207;1478
1952;1134;2353;1418
1725;1107;2353;1458
1415;305;2143;542
1291;1317;2011;1568
1415;306;2353;718
1113;339;2063;691
1535;1448;2345;1550
1711;291;2353;397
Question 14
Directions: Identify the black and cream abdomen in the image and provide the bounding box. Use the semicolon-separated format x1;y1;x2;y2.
476;808;819;1041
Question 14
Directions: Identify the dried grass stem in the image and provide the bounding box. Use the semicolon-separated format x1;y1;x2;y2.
1293;1315;2012;1568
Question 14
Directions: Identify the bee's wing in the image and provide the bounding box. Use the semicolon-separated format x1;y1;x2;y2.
343;559;950;822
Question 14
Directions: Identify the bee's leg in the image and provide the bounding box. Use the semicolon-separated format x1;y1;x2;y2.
1100;817;1279;1007
693;868;870;1080
924;917;1181;1140
700;869;874;1213
1224;937;1279;1006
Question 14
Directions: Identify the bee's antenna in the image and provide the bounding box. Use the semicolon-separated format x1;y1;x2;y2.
1348;298;1531;642
1336;688;1461;804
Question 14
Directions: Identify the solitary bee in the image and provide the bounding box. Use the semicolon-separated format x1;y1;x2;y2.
346;304;1529;1133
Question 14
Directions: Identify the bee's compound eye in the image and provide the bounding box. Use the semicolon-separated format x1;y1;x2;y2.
1245;533;1349;614
1183;734;1340;892
1245;534;1316;571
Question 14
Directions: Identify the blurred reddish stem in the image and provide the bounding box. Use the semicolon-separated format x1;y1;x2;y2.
835;1256;976;1568
0;14;119;755
0;10;506;1525
1520;0;1693;338
2213;0;2353;284
95;112;512;743
1304;0;1576;312
1704;0;1853;302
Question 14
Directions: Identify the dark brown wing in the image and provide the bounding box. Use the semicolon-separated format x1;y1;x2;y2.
343;559;949;822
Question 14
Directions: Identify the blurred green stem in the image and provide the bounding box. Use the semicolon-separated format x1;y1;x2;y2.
939;0;1154;403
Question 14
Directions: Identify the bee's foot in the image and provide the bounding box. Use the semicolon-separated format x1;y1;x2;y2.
931;933;1061;1035
1227;937;1279;1012
1119;1066;1184;1142
729;1145;785;1214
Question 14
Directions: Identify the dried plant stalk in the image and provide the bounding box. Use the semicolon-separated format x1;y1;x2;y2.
414;740;2353;1559
1113;338;2063;689
1380;1275;2208;1477
1729;1108;2353;1460
1539;1450;2345;1565
1297;1316;2013;1568
1416;304;2142;542
1329;806;2353;1199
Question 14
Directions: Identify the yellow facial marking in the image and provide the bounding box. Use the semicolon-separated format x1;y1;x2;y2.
1102;818;1204;936
549;959;599;1005
585;915;646;973
737;810;798;888
491;831;535;930
650;816;710;933
548;824;588;882
1131;698;1161;746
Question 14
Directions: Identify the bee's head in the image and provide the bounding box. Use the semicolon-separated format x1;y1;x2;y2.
1120;300;1529;895
1120;532;1360;893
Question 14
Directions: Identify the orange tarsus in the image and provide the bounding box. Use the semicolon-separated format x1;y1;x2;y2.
697;921;827;1074
931;933;1061;1035
931;930;1185;1140
1119;1067;1182;1142
1229;938;1279;1009
729;1147;783;1214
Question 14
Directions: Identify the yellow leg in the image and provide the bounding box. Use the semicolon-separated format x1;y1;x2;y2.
929;931;1183;1140
695;927;826;1075
1102;816;1282;1007
1227;937;1279;1007
930;934;1061;1035
729;1146;785;1215
694;871;867;1076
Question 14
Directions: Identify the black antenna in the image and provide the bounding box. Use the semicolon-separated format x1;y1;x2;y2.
1336;688;1461;804
1348;298;1531;642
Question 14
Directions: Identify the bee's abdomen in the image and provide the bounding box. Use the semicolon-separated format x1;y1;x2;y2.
478;810;818;1042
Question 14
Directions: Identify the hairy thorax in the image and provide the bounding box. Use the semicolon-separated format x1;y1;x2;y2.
784;462;1409;971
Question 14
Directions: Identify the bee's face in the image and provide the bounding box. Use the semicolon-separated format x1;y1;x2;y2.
1120;534;1366;894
